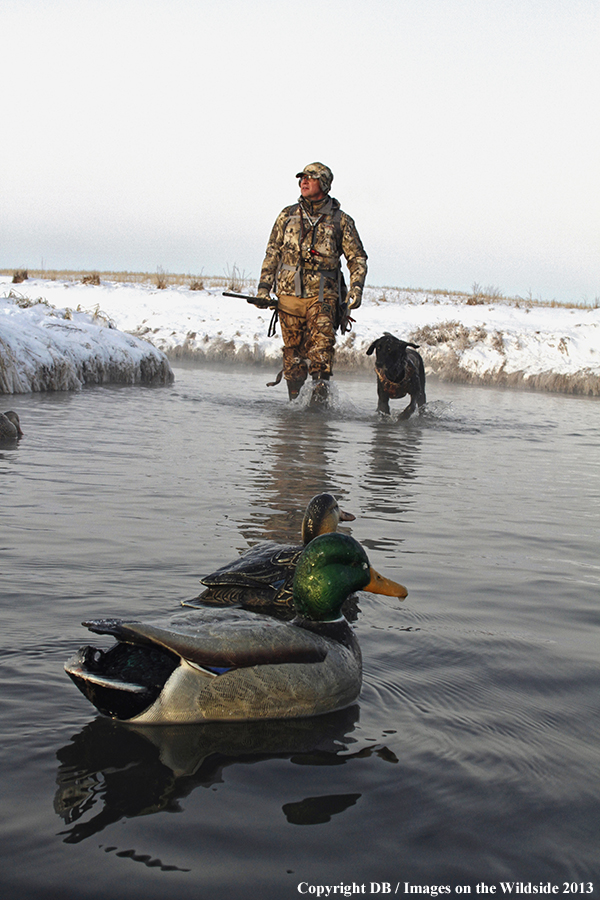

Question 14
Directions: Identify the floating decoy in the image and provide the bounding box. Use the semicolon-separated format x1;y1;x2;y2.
0;411;23;441
65;533;408;724
193;492;356;614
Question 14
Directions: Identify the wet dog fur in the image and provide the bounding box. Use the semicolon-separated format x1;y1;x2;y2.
366;333;426;418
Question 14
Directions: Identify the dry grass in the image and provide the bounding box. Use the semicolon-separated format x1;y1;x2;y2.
410;321;489;349
188;268;205;291
407;319;600;396
0;268;243;294
155;267;169;290
81;272;101;285
368;281;598;310
2;288;53;310
223;264;250;293
1;268;597;309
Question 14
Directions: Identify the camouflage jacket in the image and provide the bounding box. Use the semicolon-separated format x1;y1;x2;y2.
258;195;368;303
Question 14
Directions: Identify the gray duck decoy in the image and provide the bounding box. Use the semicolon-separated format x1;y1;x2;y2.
65;533;408;724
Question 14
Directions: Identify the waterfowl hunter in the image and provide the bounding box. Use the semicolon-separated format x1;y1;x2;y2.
65;533;408;724
193;492;355;614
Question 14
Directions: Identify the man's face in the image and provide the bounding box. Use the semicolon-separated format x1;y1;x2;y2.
299;175;325;201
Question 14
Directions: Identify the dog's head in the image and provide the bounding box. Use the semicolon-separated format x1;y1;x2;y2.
366;333;420;377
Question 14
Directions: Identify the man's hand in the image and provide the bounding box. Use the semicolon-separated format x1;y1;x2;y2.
347;289;362;310
254;284;274;308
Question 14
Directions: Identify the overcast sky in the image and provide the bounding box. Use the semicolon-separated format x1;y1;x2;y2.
2;0;598;303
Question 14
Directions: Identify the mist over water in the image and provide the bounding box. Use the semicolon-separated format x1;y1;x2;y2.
1;367;599;898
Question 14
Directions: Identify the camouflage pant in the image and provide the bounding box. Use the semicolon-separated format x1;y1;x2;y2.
278;295;336;384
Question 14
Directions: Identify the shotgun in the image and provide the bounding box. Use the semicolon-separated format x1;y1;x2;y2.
222;291;278;308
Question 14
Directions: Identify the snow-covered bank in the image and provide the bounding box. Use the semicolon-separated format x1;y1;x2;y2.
1;276;599;395
0;285;173;393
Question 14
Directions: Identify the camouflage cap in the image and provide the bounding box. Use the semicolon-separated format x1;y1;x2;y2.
296;162;334;194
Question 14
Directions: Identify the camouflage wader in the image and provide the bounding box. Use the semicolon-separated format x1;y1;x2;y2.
278;295;336;383
258;193;367;389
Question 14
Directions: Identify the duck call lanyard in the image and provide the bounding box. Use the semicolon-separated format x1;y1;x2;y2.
278;203;326;298
299;205;324;262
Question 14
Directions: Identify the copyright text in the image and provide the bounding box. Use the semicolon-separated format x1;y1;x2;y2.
297;883;596;898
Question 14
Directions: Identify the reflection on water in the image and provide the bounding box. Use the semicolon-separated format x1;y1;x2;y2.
282;793;361;826
365;418;422;498
238;409;345;544
232;383;425;556
54;706;400;843
360;418;422;556
1;367;600;896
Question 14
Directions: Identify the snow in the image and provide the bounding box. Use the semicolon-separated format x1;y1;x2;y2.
1;276;599;395
0;281;173;393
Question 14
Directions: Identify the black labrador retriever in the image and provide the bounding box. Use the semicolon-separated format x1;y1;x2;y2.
366;333;426;418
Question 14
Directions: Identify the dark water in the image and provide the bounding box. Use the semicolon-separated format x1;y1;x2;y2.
1;367;599;899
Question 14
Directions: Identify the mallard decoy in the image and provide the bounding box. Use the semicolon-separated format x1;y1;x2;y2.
65;533;408;724
0;411;23;441
192;492;356;614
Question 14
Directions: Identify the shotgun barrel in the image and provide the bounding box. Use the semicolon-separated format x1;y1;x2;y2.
222;291;277;308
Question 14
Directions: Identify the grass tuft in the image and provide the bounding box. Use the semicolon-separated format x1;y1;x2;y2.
223;263;249;293
155;267;169;290
188;269;205;291
81;272;101;285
